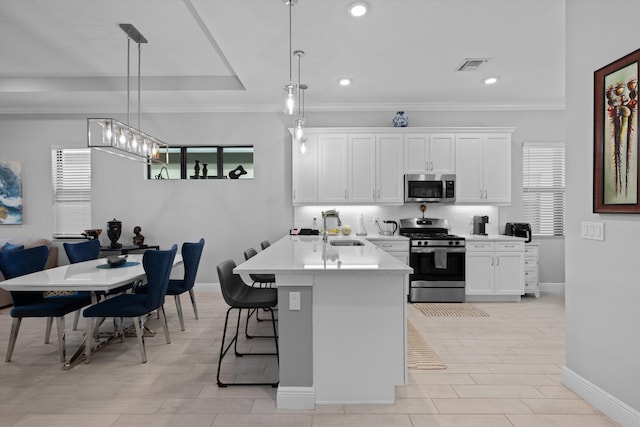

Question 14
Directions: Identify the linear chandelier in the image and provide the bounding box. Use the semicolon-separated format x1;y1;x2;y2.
87;24;168;164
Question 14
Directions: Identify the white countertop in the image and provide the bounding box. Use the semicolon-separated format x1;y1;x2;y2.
463;234;527;242
364;235;409;241
234;235;412;274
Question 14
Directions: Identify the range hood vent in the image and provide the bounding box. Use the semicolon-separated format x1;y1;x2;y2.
456;58;490;72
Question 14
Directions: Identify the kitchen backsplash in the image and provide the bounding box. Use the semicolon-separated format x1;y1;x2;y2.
293;204;501;236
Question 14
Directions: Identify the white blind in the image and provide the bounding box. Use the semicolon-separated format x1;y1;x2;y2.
51;148;91;237
522;142;565;236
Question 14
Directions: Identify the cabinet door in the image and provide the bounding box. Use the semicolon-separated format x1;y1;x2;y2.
454;134;483;202
349;134;376;202
465;251;494;295
482;134;511;203
494;251;524;295
292;133;317;204
404;134;428;173
318;134;348;202
376;134;404;203
429;134;455;174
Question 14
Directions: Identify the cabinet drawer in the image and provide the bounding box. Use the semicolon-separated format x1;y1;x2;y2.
467;242;494;252
524;245;539;256
524;257;538;267
524;269;538;281
495;242;524;251
368;240;409;251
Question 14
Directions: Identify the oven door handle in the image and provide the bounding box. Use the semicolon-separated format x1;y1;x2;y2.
411;247;466;253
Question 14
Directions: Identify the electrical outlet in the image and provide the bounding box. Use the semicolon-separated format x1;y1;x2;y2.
373;215;379;224
289;291;301;311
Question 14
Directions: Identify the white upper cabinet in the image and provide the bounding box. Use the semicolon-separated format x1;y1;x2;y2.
318;134;349;202
349;134;376;203
292;133;318;204
404;133;455;175
292;127;513;206
455;133;511;204
376;134;404;204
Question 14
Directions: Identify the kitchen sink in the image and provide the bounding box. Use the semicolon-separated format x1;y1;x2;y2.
329;240;364;246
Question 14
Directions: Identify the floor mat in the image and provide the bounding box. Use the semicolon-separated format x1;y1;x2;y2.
407;321;446;370
412;303;490;317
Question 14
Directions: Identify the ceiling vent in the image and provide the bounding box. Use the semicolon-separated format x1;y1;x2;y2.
456;58;490;72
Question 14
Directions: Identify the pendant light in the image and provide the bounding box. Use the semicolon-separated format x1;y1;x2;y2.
283;0;298;115
87;23;168;164
293;49;305;143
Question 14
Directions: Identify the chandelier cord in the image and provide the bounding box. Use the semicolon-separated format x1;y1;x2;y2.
288;1;293;84
137;42;142;130
126;37;131;129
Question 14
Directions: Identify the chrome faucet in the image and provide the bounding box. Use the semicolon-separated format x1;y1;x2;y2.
321;209;342;242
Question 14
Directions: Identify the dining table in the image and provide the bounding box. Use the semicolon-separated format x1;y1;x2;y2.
0;253;183;369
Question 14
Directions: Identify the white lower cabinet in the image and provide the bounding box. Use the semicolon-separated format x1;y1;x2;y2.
524;243;540;298
367;238;409;265
466;241;524;298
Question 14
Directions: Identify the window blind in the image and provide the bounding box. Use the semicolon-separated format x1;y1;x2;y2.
522;142;565;236
51;148;91;237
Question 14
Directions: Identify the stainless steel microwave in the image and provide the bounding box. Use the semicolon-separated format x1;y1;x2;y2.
404;174;456;203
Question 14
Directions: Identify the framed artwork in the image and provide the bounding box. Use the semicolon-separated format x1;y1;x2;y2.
0;161;23;224
593;49;639;213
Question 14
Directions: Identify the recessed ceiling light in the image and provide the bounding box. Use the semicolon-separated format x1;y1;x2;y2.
339;78;352;86
348;1;369;17
484;76;499;85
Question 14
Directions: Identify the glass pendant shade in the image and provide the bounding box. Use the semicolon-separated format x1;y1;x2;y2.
283;84;297;115
88;118;168;164
294;117;305;141
299;138;307;154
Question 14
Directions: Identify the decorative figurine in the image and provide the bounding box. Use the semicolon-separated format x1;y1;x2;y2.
193;160;200;179
107;218;122;249
132;226;145;246
392;111;409;127
202;163;208;179
228;165;247;179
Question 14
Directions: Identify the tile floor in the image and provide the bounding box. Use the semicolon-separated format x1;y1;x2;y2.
0;285;620;427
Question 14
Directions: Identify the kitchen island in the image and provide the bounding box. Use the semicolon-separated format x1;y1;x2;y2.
234;235;412;409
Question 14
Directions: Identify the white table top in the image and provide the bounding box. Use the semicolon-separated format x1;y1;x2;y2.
234;235;412;274
0;254;183;293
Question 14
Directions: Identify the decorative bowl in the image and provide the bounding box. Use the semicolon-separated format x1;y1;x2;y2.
106;255;127;267
83;229;102;239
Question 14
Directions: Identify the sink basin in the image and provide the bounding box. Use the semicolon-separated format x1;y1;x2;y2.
329;240;364;246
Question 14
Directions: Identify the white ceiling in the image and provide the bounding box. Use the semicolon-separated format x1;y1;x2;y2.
0;0;566;114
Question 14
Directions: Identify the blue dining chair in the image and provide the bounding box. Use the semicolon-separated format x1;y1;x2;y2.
63;239;101;331
134;238;204;331
0;246;92;363
82;244;177;363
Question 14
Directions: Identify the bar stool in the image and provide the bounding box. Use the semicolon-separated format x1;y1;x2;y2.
215;259;278;387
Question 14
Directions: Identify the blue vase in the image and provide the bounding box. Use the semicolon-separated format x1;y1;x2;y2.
392;111;408;127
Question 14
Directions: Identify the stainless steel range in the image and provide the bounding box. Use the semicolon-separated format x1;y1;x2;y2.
399;218;466;303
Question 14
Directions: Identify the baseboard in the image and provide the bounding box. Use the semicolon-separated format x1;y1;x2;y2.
277;386;316;410
540;282;565;287
562;367;640;427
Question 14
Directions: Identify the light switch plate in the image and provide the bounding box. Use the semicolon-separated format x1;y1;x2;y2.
581;221;604;241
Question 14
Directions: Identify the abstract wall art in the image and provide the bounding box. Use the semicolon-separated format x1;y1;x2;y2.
594;49;639;213
0;161;23;224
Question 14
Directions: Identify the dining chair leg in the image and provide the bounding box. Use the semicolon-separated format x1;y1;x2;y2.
133;315;147;363
73;309;80;331
55;316;66;363
159;306;171;344
85;317;94;363
5;317;22;362
174;295;185;331
188;289;199;319
45;317;53;344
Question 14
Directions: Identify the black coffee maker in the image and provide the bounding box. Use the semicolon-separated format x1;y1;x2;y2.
505;222;532;243
472;215;489;235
